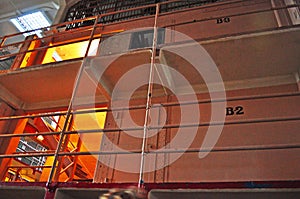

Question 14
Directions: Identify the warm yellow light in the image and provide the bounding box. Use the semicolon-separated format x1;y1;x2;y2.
37;135;44;141
42;39;100;65
20;37;38;68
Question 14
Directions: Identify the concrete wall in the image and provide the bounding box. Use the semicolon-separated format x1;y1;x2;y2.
94;83;300;183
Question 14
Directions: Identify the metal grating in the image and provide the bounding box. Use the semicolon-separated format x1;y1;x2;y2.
0;50;15;70
64;0;223;29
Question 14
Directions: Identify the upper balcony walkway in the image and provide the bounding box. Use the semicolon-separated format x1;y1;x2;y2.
0;0;299;112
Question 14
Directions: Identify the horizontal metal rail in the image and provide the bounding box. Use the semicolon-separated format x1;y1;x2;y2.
0;92;299;138
0;116;299;149
1;116;299;139
0;0;225;40
0;117;300;158
59;116;300;134
0;1;298;63
161;3;300;28
0;153;55;158
58;143;300;156
0;131;61;138
0;0;169;46
8;165;52;169
0;29;120;61
161;23;300;50
0;111;67;121
0;32;103;61
0;91;299;122
0;0;296;45
1;143;299;159
0;24;124;57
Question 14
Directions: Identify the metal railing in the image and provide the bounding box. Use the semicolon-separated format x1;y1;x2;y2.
0;0;298;70
0;0;299;185
0;91;299;182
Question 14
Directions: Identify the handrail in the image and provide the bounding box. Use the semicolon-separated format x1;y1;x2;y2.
1;140;300;158
0;0;298;67
1;91;299;122
46;13;101;185
8;165;52;169
0;0;299;183
2;115;300;139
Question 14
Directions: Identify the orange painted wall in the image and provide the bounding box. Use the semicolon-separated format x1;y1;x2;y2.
94;83;300;183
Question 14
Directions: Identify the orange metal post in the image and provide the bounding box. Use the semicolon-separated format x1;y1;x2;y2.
10;36;34;70
0;104;27;180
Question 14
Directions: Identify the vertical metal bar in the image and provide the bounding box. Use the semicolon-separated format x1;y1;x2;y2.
0;36;6;47
53;115;73;181
46;15;100;186
69;138;82;181
84;16;99;58
271;0;283;27
138;3;160;188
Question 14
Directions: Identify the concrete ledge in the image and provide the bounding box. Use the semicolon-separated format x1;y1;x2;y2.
54;188;109;199
0;186;46;199
148;188;300;199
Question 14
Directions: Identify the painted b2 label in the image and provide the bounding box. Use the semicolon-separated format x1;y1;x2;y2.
226;106;244;116
216;17;230;24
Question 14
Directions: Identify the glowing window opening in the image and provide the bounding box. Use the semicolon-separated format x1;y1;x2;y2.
10;11;51;37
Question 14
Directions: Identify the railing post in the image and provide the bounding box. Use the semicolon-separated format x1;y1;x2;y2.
0;36;6;48
138;3;160;189
46;15;100;186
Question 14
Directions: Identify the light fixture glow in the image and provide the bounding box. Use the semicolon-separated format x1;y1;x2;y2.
10;11;51;37
37;135;44;141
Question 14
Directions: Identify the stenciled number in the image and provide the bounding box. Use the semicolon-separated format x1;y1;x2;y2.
216;17;231;24
226;106;244;116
